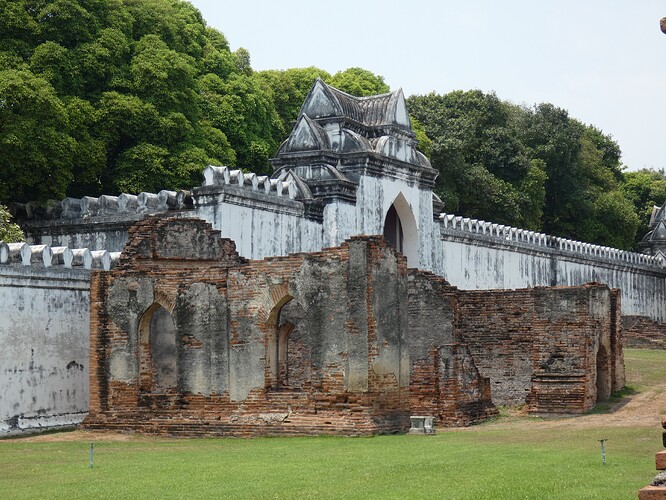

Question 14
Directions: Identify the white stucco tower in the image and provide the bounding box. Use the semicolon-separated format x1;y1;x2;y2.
268;79;441;268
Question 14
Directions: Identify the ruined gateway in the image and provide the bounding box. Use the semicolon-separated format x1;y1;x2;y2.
2;80;637;435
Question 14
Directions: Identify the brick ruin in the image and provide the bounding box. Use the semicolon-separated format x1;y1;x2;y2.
458;288;624;413
82;216;623;436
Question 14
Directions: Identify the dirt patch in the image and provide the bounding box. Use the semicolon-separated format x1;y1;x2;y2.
455;383;666;432
1;429;164;443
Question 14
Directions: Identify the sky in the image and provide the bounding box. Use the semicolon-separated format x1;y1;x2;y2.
188;0;666;172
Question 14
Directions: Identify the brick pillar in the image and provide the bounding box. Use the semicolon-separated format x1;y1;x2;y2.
87;271;109;417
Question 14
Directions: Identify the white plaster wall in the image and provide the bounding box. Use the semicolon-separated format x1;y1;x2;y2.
353;175;436;269
0;266;90;434
434;233;666;321
28;228;129;253
196;196;323;261
322;200;356;249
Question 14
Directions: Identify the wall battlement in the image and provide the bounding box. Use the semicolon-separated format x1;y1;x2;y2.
202;165;304;200
0;242;119;270
13;189;192;221
439;213;665;269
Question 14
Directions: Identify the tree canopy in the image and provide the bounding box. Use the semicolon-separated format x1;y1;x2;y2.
0;204;24;242
0;0;662;249
0;0;289;200
407;91;652;249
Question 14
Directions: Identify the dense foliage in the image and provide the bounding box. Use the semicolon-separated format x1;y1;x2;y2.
0;204;25;242
407;91;663;249
0;0;663;249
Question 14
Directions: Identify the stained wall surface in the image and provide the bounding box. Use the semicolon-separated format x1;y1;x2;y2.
457;284;624;413
0;266;90;434
436;223;666;321
84;217;497;436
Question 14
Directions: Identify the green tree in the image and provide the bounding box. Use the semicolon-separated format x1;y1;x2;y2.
407;90;534;227
622;169;666;245
257;66;331;132
199;73;282;173
0;204;25;242
0;69;75;203
113;142;170;193
0;0;270;200
65;96;106;197
29;41;81;94
130;34;197;117
328;67;389;96
410;117;432;159
521;104;638;247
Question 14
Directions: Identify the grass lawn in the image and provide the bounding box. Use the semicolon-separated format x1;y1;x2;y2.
1;349;664;499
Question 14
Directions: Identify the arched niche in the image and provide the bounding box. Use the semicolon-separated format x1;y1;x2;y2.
138;303;178;394
383;192;419;267
596;344;611;402
265;295;294;389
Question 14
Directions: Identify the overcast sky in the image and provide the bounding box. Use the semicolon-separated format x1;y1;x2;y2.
188;0;666;172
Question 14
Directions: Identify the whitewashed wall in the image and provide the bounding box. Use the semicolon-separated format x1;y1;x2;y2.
433;216;666;321
195;187;323;261
0;266;90;435
338;175;437;269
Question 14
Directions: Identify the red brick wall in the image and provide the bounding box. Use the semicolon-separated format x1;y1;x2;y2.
84;216;619;436
406;270;497;426
457;285;622;414
84;219;418;436
623;315;666;349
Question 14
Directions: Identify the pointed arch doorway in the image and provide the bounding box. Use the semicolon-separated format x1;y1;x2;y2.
383;193;419;267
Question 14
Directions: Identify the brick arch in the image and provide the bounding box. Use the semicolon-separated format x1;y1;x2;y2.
138;302;178;396
259;282;293;326
153;287;177;314
261;282;296;388
596;343;611;402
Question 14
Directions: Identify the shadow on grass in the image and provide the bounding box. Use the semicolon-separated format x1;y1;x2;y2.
589;385;639;414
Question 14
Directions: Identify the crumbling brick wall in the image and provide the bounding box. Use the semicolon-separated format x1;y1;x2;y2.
622;315;666;349
87;217;497;436
406;270;497;426
457;285;624;414
85;216;622;436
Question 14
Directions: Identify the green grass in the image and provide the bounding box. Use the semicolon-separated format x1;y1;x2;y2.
625;349;666;392
0;429;658;499
1;349;664;499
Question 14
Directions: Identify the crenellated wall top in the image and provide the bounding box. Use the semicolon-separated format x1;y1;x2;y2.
10;190;193;221
200;165;311;201
438;213;665;269
0;241;120;271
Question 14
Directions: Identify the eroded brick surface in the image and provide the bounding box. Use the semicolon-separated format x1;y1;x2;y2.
84;217;623;436
623;315;666;349
457;286;624;414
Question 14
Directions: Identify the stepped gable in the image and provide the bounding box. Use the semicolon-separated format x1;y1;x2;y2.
116;215;243;269
272;79;435;190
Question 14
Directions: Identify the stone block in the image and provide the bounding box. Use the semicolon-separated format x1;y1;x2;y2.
409;415;435;434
